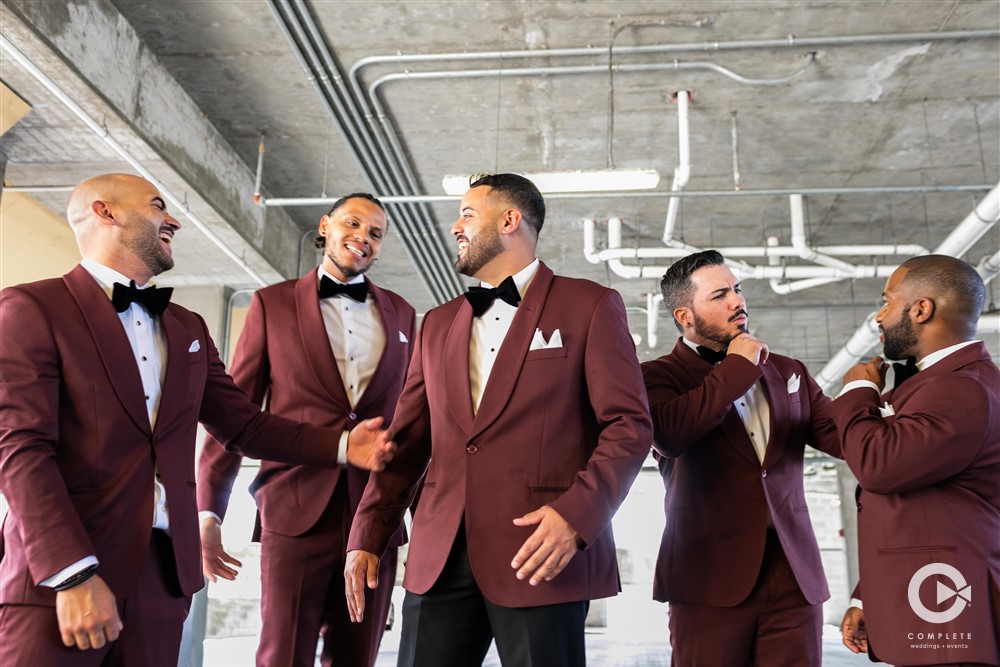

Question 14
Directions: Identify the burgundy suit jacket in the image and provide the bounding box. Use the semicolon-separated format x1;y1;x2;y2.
0;266;343;608
197;272;415;547
641;339;841;606
831;341;1000;666
347;262;652;608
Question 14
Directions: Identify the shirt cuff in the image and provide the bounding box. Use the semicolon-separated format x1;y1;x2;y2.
838;380;880;398
199;511;222;525
338;430;349;465
849;597;863;610
40;555;99;588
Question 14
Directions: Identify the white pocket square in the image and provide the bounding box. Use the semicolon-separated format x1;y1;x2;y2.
529;328;562;351
879;402;895;418
188;339;201;353
399;331;408;343
786;373;800;394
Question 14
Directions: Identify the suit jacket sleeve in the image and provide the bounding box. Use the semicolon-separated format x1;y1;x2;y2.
831;377;991;494
643;353;761;457
0;287;94;582
197;291;271;521
802;365;842;458
347;315;432;555
546;290;653;547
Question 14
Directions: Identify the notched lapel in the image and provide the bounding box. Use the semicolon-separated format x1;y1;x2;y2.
63;266;150;434
295;274;350;409
471;263;553;438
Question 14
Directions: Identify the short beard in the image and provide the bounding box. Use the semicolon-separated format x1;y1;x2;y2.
455;224;503;277
882;305;918;360
692;308;747;349
325;247;369;280
121;215;174;276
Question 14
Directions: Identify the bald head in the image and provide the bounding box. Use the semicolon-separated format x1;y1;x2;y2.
895;255;985;339
65;173;180;284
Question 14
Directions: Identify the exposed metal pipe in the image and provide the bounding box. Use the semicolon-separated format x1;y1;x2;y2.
0;35;269;287
2;185;76;193
977;249;1000;282
350;30;998;80
662;91;692;247
259;183;993;208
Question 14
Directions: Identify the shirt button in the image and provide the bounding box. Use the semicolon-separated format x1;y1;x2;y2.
142;356;147;361
466;444;479;454
490;348;495;352
349;356;354;361
145;395;150;400
761;469;767;478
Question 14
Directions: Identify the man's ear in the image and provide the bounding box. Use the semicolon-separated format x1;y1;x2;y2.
499;208;522;235
911;296;935;324
91;199;114;223
318;214;331;237
673;306;693;330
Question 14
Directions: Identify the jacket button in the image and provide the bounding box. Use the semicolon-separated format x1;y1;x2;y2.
466;444;479;454
761;469;767;478
348;412;357;421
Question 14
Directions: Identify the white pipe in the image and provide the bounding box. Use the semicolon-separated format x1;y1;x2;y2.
0;35;269;287
582;219;601;264
647;293;663;349
815;312;882;391
662;91;692;247
978;312;1000;335
589;242;929;261
935;183;1000;257
977;249;1000;281
788;194;858;272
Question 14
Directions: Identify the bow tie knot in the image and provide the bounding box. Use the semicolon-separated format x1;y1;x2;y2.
319;276;368;302
696;345;727;365
111;281;172;315
892;356;918;387
465;276;521;317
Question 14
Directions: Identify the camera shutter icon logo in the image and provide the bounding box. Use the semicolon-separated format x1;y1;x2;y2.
907;563;971;624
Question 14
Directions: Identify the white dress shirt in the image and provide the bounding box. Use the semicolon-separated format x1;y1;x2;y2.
43;259;171;587
318;267;386;464
469;259;539;414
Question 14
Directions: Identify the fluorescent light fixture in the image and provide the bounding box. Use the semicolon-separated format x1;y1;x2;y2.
441;168;661;195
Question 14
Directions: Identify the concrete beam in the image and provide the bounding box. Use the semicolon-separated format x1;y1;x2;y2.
1;0;306;285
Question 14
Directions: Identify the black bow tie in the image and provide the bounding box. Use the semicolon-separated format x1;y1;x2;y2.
892;356;918;388
319;276;368;302
111;281;172;316
696;345;727;365
465;276;521;317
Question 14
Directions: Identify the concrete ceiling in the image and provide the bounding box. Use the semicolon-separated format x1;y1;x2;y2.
1;0;998;374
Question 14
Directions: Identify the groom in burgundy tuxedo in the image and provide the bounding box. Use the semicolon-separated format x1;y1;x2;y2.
344;173;652;666
641;250;841;667
0;174;393;667
835;255;999;667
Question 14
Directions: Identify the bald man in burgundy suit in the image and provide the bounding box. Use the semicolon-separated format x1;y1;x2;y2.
642;250;841;667
0;174;393;667
835;255;999;667
345;173;652;667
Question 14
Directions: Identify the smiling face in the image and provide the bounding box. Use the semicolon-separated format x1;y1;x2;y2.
677;263;749;349
451;185;505;279
116;179;180;278
318;197;386;281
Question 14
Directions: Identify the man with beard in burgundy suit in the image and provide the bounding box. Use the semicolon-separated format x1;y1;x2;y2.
641;249;841;667
344;173;652;667
0;174;393;667
198;193;415;667
835;255;999;667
